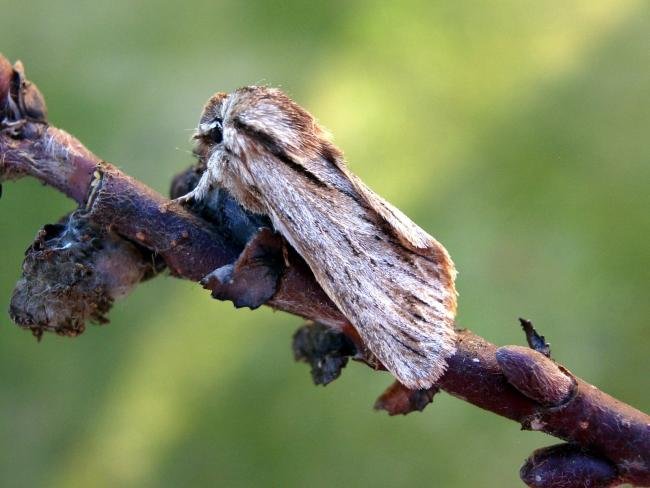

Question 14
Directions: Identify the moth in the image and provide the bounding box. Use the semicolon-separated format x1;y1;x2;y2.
180;86;457;389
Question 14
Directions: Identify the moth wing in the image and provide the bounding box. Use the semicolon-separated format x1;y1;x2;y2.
328;161;457;313
240;149;456;389
331;160;446;255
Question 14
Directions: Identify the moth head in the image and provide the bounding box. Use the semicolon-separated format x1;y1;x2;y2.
195;86;336;163
193;92;228;159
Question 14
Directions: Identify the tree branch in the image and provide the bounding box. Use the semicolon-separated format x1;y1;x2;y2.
1;55;647;488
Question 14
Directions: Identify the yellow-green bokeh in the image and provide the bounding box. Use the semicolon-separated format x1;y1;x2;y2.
0;1;648;487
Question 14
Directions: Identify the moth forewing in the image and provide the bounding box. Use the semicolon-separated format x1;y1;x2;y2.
238;145;456;390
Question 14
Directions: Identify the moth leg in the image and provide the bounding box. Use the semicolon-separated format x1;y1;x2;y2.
175;154;224;204
174;171;213;204
201;228;285;309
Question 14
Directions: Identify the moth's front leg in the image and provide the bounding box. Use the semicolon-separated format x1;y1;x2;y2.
175;171;212;204
175;158;221;204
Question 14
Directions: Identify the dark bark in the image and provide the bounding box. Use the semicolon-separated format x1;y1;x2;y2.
1;55;648;487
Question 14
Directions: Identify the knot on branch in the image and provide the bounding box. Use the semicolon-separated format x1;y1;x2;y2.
0;56;12;111
521;443;619;488
201;228;285;309
0;58;47;135
292;322;356;385
497;345;574;407
10;211;162;338
374;381;438;415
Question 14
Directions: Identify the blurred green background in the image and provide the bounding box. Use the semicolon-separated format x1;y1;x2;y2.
1;1;648;486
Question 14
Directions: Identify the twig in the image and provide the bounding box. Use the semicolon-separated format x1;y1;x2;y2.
1;55;648;488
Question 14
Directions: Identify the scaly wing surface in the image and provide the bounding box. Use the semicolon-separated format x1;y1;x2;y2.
233;123;457;389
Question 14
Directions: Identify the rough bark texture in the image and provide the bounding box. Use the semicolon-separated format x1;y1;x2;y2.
1;55;648;487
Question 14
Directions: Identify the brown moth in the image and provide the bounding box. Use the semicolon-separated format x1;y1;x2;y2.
180;86;457;389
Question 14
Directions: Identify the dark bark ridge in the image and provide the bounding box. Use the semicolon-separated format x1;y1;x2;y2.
1;55;648;488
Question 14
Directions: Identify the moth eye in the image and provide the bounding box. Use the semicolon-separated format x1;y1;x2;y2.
197;119;223;144
207;120;223;144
